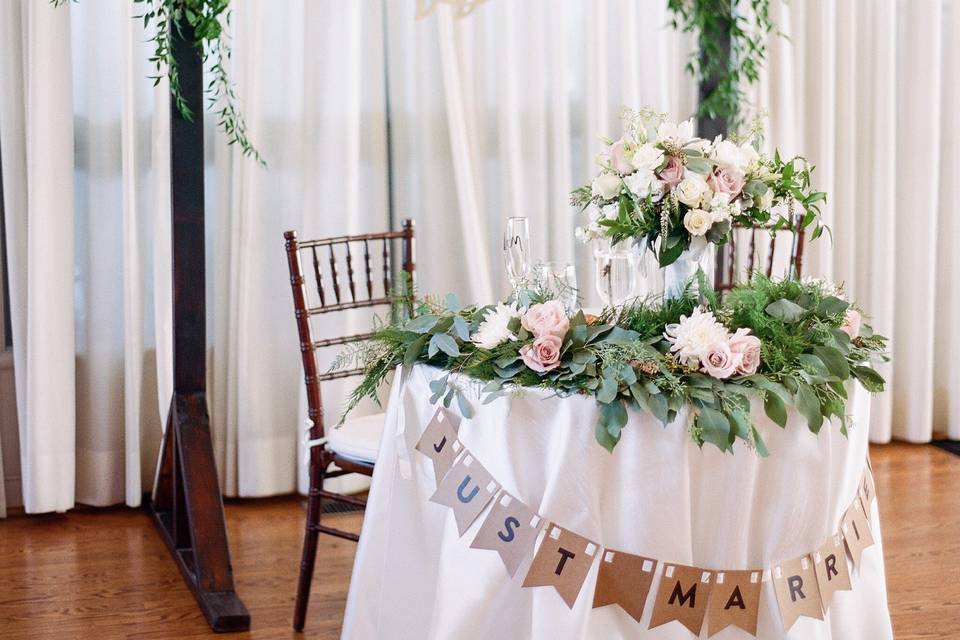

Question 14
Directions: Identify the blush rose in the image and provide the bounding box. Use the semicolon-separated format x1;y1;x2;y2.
708;166;746;197
700;341;743;379
841;308;862;339
658;156;685;187
521;300;570;339
728;328;762;376
520;334;563;373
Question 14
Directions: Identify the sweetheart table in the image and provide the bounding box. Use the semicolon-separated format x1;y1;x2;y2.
341;364;893;639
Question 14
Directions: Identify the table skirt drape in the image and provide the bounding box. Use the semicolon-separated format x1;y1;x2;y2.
342;365;892;640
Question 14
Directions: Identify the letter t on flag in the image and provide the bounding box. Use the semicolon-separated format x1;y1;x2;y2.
521;525;598;608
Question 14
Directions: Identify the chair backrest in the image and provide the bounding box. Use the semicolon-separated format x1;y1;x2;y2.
284;220;415;440
713;217;806;294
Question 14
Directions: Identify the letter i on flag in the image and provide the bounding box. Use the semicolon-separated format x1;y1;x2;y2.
429;452;499;536
648;564;714;635
470;492;542;577
415;408;462;484
841;497;875;567
773;555;824;630
705;570;762;637
592;550;658;623
522;525;599;608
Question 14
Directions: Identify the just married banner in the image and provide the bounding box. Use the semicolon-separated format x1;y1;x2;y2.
415;408;879;638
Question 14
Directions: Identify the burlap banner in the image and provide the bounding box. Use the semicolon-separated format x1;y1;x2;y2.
841;496;875;567
814;534;852;612
648;564;714;635
413;409;877;636
415;408;462;484
706;569;763;637
470;491;543;577
521;524;598;608
773;554;823;630
429;451;499;535
592;549;658;623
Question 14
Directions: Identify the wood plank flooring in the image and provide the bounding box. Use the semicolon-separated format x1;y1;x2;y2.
0;442;957;639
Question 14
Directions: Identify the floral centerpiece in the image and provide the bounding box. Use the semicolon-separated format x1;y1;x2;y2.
339;276;887;455
571;108;827;268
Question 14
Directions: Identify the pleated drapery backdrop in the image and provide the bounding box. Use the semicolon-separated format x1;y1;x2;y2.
0;0;956;515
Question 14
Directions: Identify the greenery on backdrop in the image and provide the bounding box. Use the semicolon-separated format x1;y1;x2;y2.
339;275;888;455
666;0;777;128
53;0;263;164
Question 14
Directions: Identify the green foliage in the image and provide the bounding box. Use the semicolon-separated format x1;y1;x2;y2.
666;0;778;129
55;0;264;164
340;276;888;457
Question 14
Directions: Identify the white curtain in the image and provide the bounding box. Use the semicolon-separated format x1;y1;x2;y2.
750;0;959;442
3;0;953;516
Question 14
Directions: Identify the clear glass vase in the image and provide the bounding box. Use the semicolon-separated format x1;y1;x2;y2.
663;244;715;299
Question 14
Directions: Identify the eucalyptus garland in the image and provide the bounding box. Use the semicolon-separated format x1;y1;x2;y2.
340;275;888;456
666;0;777;128
54;0;263;164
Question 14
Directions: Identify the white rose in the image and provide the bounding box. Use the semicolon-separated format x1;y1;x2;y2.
592;173;622;200
674;174;710;208
712;140;750;172
683;208;713;236
739;143;760;172
624;169;656;199
757;188;774;210
601;203;619;220
630;144;664;172
656;118;695;146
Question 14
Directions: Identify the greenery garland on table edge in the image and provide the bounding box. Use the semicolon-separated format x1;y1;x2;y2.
53;0;264;165
337;274;888;456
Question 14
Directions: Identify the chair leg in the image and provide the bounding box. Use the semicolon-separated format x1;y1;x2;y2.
293;459;325;632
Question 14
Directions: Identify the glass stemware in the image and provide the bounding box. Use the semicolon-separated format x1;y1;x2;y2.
595;249;638;307
534;262;579;313
503;217;531;295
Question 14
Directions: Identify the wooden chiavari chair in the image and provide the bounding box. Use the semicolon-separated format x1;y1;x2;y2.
713;217;806;294
284;220;415;632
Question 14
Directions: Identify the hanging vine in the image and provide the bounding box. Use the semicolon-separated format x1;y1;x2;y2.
54;0;264;165
666;0;777;129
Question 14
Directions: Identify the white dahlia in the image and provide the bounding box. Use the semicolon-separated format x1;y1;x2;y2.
663;307;730;367
472;302;520;350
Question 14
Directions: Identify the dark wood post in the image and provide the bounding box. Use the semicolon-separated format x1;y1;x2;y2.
145;17;250;633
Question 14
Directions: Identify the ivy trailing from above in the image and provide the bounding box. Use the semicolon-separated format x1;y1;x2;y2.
666;0;777;128
54;0;264;164
339;276;888;456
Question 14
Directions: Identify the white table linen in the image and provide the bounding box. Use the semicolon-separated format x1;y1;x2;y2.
342;364;892;639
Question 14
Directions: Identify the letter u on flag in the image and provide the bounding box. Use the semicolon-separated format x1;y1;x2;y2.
521;524;599;608
429;451;499;536
470;491;542;577
648;564;713;635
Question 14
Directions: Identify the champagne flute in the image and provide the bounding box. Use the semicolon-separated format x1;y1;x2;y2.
595;250;638;307
503;217;531;296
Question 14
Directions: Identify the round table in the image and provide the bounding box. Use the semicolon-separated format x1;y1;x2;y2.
341;364;892;639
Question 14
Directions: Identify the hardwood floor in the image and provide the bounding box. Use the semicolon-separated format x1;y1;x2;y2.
0;442;957;639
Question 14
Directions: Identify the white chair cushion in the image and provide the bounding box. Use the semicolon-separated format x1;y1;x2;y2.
327;412;384;463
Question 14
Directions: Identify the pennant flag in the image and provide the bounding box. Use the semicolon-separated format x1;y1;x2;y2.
859;467;876;512
648;564;714;635
415;409;462;485
592;549;658;623
429;452;498;536
841;496;875;567
705;569;762;637
773;554;823;630
814;534;852;612
470;491;543;577
522;524;598;608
